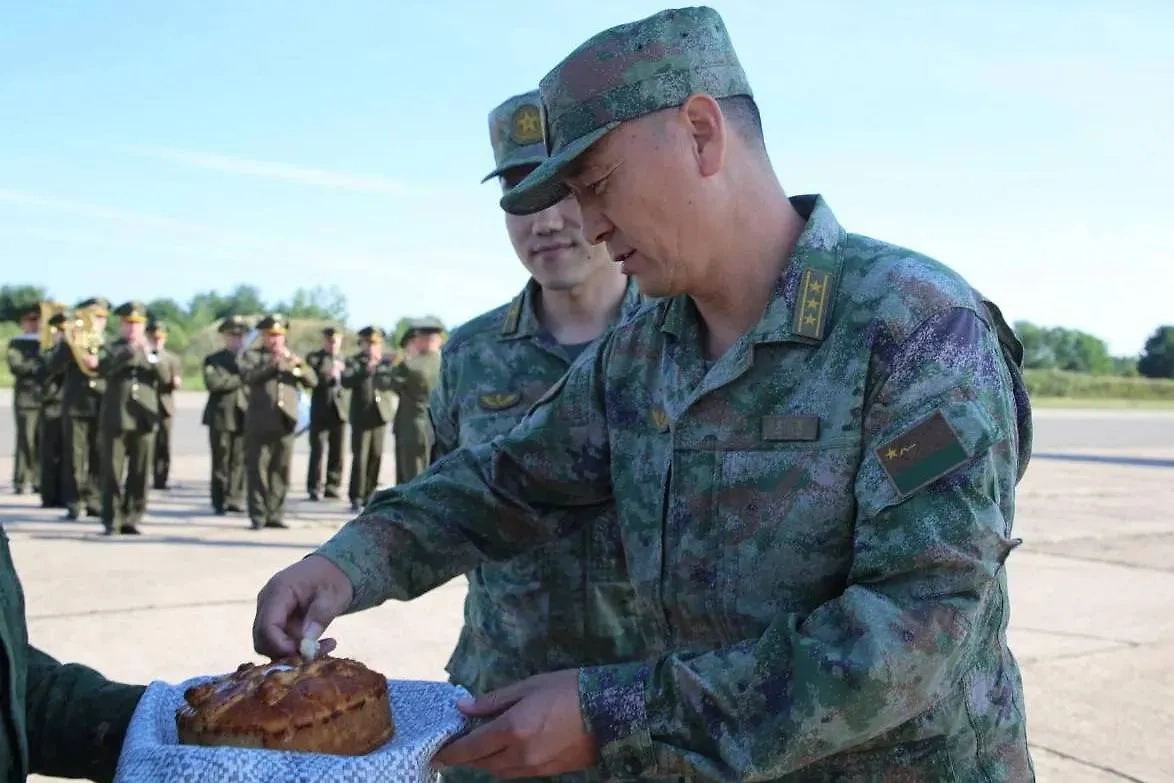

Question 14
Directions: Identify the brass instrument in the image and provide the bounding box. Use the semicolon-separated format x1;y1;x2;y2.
37;300;67;351
63;303;105;378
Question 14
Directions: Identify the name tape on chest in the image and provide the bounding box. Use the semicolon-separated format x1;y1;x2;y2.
761;414;820;441
875;409;971;497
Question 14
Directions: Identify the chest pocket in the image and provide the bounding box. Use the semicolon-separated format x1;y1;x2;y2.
708;437;861;637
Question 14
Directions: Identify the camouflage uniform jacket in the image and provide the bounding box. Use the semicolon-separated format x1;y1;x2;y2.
0;525;144;782
429;276;648;698
316;195;1036;782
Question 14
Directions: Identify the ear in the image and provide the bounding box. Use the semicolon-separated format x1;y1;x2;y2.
680;92;725;178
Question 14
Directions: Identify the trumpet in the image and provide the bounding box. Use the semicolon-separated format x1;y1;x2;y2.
63;303;105;377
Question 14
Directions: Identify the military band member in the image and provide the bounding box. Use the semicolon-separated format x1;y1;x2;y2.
389;318;443;485
6;304;43;495
240;313;318;530
202;316;249;515
341;326;395;511
146;318;182;490
98;301;170;535
305;326;349;501
38;311;68;508
44;297;109;520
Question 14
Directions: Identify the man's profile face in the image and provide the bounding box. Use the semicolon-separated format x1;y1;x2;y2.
502;164;611;292
563;101;724;298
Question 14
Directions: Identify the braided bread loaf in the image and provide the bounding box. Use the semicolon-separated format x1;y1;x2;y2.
176;655;395;755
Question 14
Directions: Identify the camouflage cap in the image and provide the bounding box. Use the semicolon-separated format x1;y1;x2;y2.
113;300;149;323
480;90;547;184
500;6;751;215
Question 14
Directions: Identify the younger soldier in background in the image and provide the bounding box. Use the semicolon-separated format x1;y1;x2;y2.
6;303;43;495
44;296;109;520
305;326;349;501
429;89;648;783
98;301;170;535
202;316;249;515
38;310;68;509
342;326;396;511
389;319;443;485
146;318;182;490
239;314;318;530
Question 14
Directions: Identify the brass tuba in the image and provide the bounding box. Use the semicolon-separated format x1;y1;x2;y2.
63;303;105;377
37;300;67;351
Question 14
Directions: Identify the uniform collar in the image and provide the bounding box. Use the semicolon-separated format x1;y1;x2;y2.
498;274;645;341
661;194;847;346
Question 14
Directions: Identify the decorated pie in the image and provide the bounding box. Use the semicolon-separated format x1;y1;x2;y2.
176;655;395;755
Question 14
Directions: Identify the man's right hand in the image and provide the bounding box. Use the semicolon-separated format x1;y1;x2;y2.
253;555;354;659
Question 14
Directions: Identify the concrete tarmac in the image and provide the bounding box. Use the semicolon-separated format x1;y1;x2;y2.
0;390;1171;782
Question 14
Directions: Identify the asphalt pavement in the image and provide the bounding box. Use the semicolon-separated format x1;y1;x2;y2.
0;389;1170;782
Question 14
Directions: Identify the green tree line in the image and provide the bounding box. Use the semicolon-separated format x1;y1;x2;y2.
3;282;1173;384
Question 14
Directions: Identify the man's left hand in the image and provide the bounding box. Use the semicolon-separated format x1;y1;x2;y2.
434;669;598;779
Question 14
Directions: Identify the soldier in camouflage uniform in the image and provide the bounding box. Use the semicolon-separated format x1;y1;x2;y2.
341;326;396;511
388;319;442;485
44;297;109;520
430;89;648;783
6;305;42;495
254;7;1035;781
37;312;68;509
146;318;183;490
202;316;249;515
240;314;318;530
98;301;170;535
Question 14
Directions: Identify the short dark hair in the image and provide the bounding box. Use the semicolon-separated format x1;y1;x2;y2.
718;95;766;153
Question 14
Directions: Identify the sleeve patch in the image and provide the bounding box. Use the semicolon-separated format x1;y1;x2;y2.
875;409;971;497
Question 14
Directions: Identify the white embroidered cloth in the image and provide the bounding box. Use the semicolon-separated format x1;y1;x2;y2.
114;676;470;783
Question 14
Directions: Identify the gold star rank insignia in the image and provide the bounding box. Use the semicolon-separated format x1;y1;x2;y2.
510;105;543;145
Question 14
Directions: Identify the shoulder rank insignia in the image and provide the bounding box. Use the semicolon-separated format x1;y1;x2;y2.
793;268;832;340
478;391;521;412
875;409;971;497
501;297;522;336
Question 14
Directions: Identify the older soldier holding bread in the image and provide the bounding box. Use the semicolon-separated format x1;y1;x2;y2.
254;7;1035;781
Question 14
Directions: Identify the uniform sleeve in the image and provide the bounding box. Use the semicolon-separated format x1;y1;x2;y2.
313;342;615;612
578;306;1025;781
427;346;461;462
202;355;241;392
6;344;40;378
25;645;146;783
239;351;276;385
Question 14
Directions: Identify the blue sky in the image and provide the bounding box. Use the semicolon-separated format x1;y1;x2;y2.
1;1;1169;356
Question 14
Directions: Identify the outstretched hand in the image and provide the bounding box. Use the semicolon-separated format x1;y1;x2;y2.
252;555;353;659
434;670;597;779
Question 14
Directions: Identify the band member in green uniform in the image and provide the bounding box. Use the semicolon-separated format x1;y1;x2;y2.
38;311;68;508
146;318;182;490
202;316;249;515
389;318;443;484
305;326;349;501
6;304;42;495
98;301;170;535
341;326;396;511
239;313;318;529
